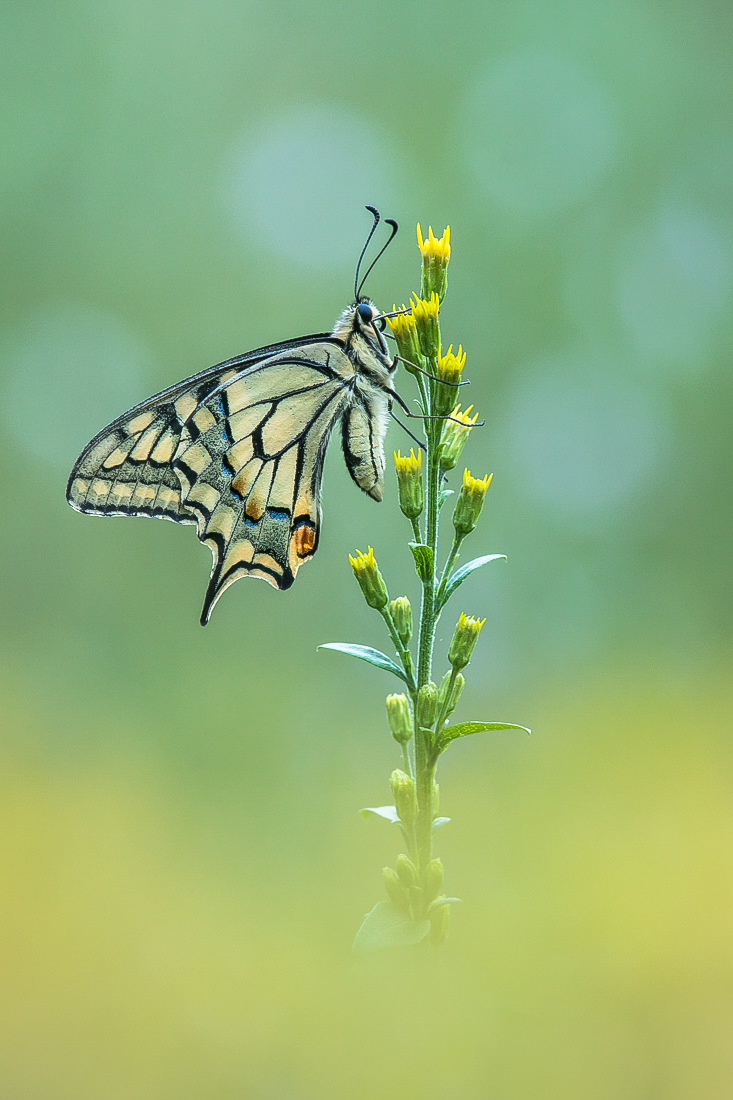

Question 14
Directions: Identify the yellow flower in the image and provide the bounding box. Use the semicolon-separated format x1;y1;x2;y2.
417;223;451;263
387;304;422;374
394;447;421;475
394;448;424;519
448;612;486;670
463;468;492;493
436;344;466;385
348;546;388;609
417;223;451;302
452;469;493;536
438;403;480;471
411;292;441;358
434;344;467;415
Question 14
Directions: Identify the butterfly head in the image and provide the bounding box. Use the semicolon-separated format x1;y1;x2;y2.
332;298;393;369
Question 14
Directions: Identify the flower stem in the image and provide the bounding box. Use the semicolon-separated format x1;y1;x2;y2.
436;533;464;609
412;371;444;904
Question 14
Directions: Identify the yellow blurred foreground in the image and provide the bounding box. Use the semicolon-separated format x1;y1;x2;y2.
0;671;731;1099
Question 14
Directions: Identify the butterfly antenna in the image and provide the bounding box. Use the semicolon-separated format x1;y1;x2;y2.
354;206;381;301
357;217;399;299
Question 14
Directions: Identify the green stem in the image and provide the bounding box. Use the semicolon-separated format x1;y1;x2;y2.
413;358;443;903
416;438;441;688
436;533;464;609
379;608;417;695
433;666;460;742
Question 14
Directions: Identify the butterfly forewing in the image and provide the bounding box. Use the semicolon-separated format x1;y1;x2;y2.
66;367;240;523
170;342;355;622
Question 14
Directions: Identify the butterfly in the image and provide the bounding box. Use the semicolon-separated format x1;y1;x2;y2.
66;208;407;624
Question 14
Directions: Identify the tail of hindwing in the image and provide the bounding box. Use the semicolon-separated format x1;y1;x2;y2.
172;381;332;624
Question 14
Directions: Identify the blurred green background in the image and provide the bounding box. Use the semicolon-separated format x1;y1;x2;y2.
1;1;733;1096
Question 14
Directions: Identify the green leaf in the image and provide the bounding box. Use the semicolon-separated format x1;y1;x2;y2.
438;720;531;752
360;805;399;823
438;488;454;511
352;901;431;953
318;643;408;684
409;543;434;582
438;554;506;608
429;896;461;910
432;816;451;829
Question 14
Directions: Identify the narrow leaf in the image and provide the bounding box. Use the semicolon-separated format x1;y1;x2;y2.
432;816;451;829
439;554;506;607
318;643;408;683
352;901;430;953
439;720;531;752
429;897;462;911
360;805;399;823
409;543;434;582
438;488;454;511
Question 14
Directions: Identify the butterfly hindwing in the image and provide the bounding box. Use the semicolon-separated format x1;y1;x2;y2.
171;342;355;622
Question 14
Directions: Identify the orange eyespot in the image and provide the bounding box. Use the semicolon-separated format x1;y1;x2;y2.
294;523;316;558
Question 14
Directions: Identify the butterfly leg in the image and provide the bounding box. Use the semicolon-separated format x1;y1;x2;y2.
390;388;485;428
388;404;427;452
392;353;471;387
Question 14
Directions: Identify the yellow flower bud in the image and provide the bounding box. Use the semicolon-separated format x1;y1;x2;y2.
386;693;412;745
387;305;423;375
452;469;492;537
390;769;418;825
424;858;444;903
383;866;410;911
396;853;418;888
448;612;486;670
438;404;479;471
417;223;451;302
429;901;450;946
437;670;465;720
411;293;441;360
417;682;438;729
348;546;388;610
389;596;412;646
394;448;424;520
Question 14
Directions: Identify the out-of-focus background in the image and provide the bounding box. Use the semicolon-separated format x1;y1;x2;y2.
1;2;732;1096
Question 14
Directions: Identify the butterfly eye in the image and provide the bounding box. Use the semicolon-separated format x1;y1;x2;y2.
356;303;373;324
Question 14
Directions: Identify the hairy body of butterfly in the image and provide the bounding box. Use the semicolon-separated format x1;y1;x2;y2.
67;299;395;624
